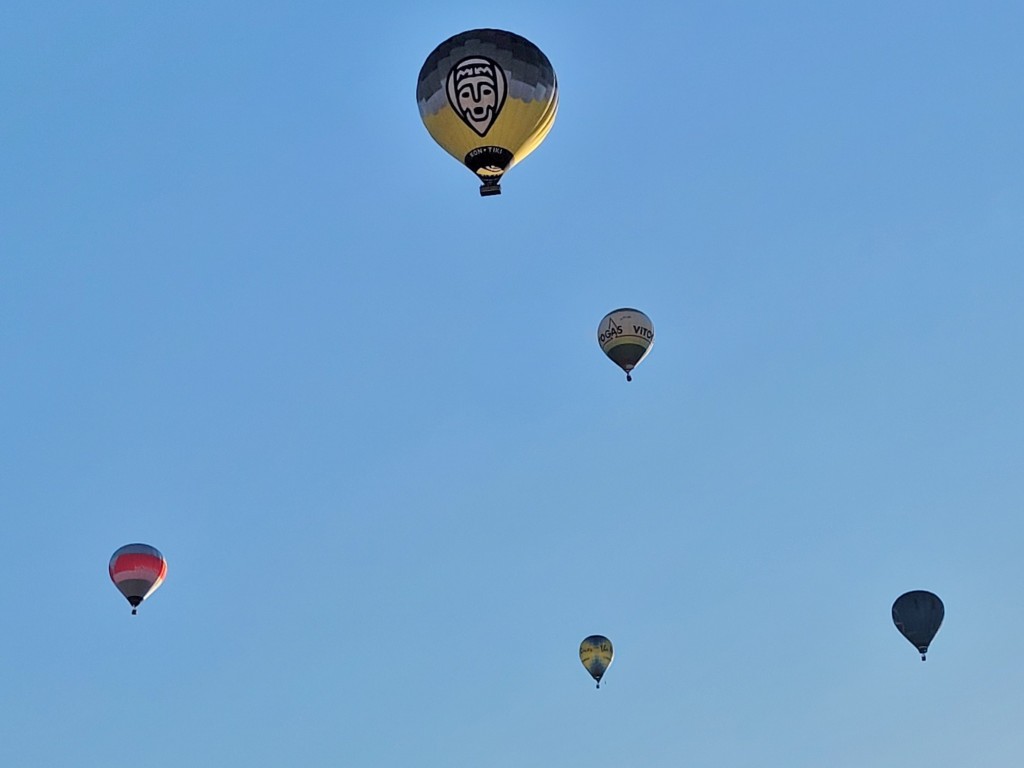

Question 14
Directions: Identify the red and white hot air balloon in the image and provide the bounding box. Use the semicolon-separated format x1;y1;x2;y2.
109;544;167;615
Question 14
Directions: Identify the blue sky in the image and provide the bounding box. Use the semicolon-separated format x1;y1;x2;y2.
3;2;1024;766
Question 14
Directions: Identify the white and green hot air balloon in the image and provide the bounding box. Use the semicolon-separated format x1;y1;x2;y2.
598;308;654;381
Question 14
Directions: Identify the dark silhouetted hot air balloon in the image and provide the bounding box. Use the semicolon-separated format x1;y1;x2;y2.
580;635;614;688
892;590;944;660
417;29;558;196
598;308;654;381
109;544;167;615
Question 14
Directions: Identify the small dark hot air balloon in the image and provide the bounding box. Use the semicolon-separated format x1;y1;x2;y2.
579;635;614;688
109;544;167;615
892;590;944;660
598;308;654;381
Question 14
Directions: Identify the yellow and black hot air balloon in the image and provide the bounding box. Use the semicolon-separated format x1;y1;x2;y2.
417;29;558;196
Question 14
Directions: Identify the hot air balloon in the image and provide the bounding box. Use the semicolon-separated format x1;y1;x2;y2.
417;29;558;196
892;590;944;660
580;635;614;688
109;543;167;615
598;308;654;381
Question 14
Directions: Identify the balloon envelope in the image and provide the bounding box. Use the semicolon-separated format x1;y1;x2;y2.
580;635;614;687
892;590;944;660
417;29;558;196
109;543;167;614
598;308;654;380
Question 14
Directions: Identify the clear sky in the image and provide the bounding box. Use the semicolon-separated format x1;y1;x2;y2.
3;2;1024;766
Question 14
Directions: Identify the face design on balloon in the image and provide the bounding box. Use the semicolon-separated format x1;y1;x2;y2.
446;56;507;137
